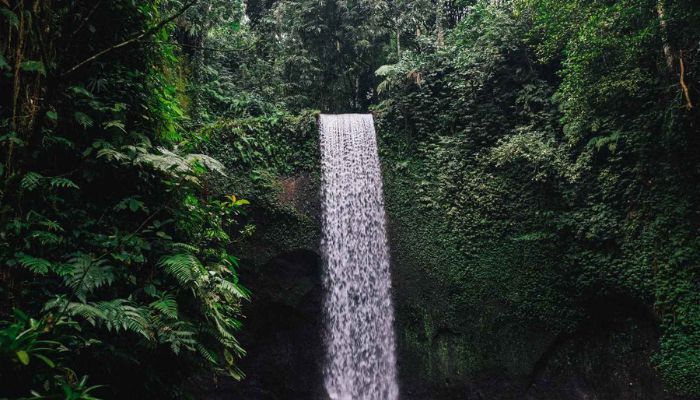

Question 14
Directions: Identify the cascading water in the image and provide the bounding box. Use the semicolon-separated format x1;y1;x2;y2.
318;114;399;400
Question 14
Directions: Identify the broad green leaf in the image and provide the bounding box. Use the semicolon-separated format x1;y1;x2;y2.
16;350;29;365
46;111;58;120
69;85;94;98
128;198;144;212
223;348;234;364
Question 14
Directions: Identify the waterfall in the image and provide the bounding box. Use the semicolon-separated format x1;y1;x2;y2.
318;114;399;400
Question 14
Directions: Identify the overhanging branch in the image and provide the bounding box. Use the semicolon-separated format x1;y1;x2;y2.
61;0;198;77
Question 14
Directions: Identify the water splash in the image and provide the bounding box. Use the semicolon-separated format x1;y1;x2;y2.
319;114;399;400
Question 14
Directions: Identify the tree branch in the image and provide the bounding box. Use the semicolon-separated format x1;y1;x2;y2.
679;50;693;110
61;0;198;77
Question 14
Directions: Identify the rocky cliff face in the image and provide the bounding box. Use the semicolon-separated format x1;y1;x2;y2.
203;164;690;400
382;161;692;400
222;248;325;400
202;173;326;400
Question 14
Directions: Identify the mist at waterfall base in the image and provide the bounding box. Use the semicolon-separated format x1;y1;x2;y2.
318;114;400;400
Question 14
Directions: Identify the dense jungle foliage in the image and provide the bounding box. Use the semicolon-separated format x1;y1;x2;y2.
1;0;699;399
375;2;700;397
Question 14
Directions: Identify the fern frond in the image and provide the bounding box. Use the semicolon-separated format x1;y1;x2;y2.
375;64;397;76
158;254;203;284
226;365;246;381
49;297;153;340
96;299;152;340
20;172;44;191
44;299;106;325
29;230;63;245
150;295;179;319
96;148;128;162
74;111;94;128
63;256;115;301
216;278;251;300
197;324;245;358
186;153;227;176
37;218;63;232
50;177;79;189
156;321;197;354
132;147;227;180
196;343;218;364
137;148;191;174
170;243;199;253
16;253;52;274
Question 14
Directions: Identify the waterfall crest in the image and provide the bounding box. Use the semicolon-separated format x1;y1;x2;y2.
319;114;399;400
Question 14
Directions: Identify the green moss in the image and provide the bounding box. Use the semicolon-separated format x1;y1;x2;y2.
196;111;322;269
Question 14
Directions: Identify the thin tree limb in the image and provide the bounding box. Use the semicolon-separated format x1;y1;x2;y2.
61;0;199;77
679;50;693;109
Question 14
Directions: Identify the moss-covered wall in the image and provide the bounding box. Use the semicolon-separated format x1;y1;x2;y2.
200;108;694;399
379;130;554;398
369;3;700;397
375;116;693;399
195;110;321;257
197;112;326;399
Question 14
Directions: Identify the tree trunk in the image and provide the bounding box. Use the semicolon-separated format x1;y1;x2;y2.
396;30;401;58
436;0;446;47
656;0;674;69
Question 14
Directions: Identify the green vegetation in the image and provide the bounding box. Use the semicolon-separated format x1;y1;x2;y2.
375;0;700;396
0;1;250;398
1;0;699;398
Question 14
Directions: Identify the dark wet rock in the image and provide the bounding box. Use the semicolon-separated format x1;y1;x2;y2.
201;249;326;400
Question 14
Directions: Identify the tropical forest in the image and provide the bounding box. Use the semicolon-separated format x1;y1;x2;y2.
1;0;699;399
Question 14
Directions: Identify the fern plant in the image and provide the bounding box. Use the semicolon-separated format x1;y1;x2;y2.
0;1;251;398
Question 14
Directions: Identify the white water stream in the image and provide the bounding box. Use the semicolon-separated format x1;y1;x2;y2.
319;114;399;400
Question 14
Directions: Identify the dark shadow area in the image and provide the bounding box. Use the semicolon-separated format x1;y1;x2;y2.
202;249;325;400
397;293;694;400
522;295;691;400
